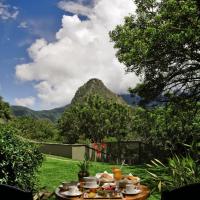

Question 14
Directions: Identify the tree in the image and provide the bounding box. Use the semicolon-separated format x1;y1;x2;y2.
131;106;154;142
108;102;134;142
58;105;81;144
132;101;200;157
74;95;110;143
9;117;59;142
58;95;133;143
110;0;200;103
0;96;12;123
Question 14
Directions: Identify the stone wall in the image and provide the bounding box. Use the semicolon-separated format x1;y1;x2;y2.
36;141;164;164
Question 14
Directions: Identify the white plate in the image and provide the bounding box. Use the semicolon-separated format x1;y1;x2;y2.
102;183;116;188
122;189;141;195
61;191;82;196
83;184;99;189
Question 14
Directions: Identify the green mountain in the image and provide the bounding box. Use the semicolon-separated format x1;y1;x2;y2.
11;105;66;123
71;78;126;105
11;78;129;122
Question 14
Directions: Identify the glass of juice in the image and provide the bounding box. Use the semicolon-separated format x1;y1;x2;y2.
112;168;122;181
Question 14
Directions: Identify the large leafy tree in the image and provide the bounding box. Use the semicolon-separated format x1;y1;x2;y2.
58;95;133;143
110;0;200;103
132;101;200;158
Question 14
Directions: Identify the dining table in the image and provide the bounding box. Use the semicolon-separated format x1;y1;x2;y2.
55;183;150;200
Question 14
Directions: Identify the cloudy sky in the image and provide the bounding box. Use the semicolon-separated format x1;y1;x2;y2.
0;0;138;110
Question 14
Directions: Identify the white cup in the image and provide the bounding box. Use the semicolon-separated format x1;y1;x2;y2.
68;186;79;195
84;176;97;183
125;184;136;193
84;176;99;187
62;182;69;189
84;181;98;188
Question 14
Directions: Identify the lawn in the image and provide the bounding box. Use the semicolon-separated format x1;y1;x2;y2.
37;155;160;200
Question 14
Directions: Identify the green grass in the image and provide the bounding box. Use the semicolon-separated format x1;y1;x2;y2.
37;154;160;200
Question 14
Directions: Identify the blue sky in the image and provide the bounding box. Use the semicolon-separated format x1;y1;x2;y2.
0;0;137;110
0;0;66;108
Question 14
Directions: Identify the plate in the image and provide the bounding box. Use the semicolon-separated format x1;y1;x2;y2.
101;183;116;190
122;189;141;195
83;184;99;189
61;191;82;196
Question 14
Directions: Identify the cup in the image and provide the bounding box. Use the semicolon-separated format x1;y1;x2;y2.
83;176;99;188
119;179;132;189
83;176;97;183
62;182;69;190
84;181;98;188
125;184;136;193
68;185;79;195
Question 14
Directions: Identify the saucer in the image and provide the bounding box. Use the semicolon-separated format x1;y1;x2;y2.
122;189;141;195
61;191;82;196
83;184;99;189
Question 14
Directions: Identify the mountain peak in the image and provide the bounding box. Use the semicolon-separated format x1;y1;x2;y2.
86;78;104;85
71;78;126;105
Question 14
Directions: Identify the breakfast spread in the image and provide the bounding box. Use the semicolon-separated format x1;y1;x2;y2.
58;171;142;199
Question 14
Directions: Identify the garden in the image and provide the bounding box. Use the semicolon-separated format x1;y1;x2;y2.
0;0;200;199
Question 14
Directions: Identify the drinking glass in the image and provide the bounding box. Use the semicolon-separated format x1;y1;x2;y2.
112;168;122;181
112;168;122;192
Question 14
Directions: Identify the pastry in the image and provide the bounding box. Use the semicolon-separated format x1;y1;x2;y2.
99;173;113;182
126;175;140;183
100;173;112;179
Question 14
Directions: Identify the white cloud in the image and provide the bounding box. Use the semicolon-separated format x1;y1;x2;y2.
14;97;35;107
0;2;19;20
58;0;92;16
16;0;138;109
17;38;33;47
18;21;28;28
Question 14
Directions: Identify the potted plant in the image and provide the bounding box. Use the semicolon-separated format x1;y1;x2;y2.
77;155;90;182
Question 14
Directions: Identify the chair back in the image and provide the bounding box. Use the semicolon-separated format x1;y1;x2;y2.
161;183;200;200
0;184;33;200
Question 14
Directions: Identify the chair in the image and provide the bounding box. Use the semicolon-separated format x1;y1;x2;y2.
0;184;33;200
161;183;200;200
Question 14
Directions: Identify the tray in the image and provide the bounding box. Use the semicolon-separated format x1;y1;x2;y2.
84;198;122;200
84;197;122;199
83;191;123;199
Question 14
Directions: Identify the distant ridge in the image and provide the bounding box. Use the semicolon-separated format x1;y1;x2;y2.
11;105;66;122
71;78;126;105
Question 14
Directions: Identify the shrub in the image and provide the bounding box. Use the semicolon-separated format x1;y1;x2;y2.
0;125;43;191
146;155;200;192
